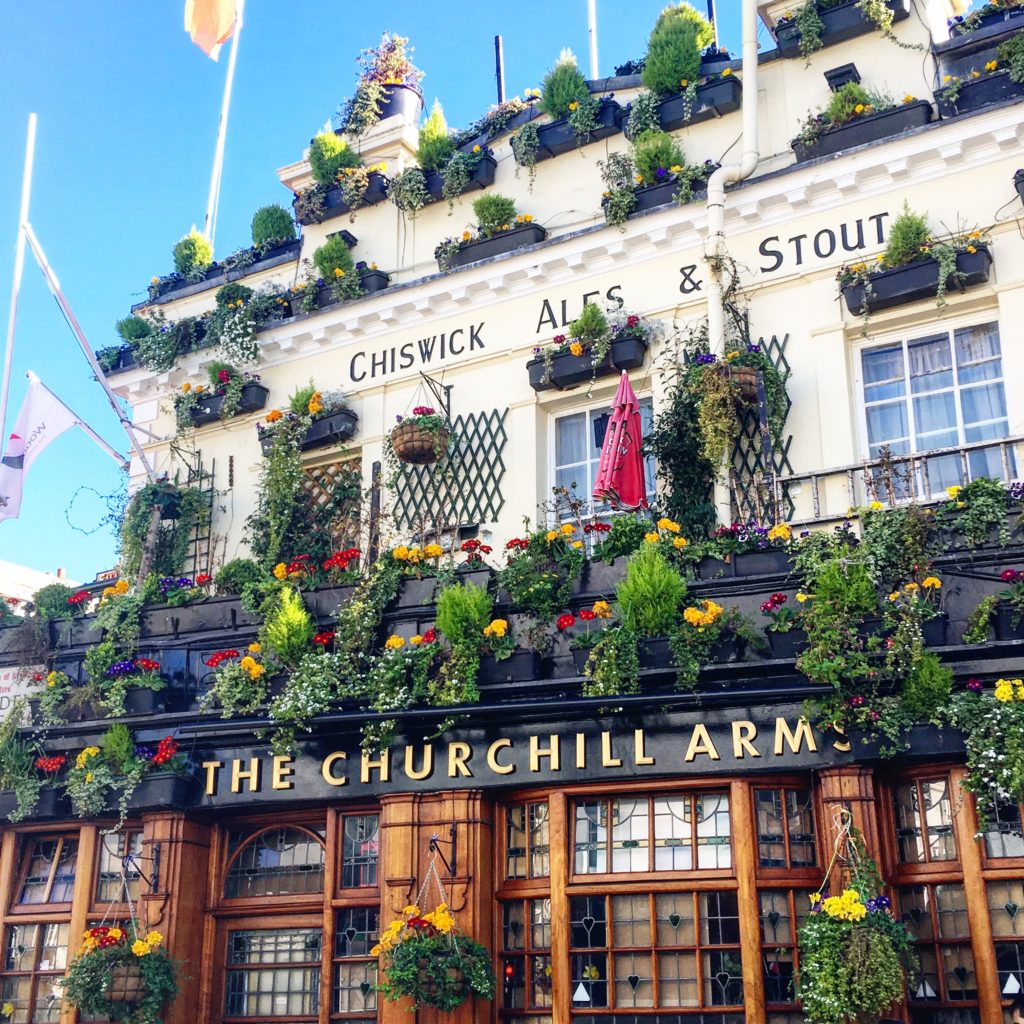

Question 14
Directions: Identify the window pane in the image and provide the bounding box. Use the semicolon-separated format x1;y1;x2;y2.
923;781;956;860
333;908;378;1016
342;815;379;888
570;896;607;948
955;322;1001;378
988;880;1024;939
695;792;731;869
908;335;953;393
612;894;651;947
704;949;744;1005
574;801;606;874
506;805;526;880
96;832;142;903
655;797;693;871
866;402;909;447
529;802;550;878
960;383;1006;427
611;798;649;872
225;828;325;898
225;929;321;1018
863;345;906;402
555;413;586;467
18;840;77;905
913;392;957;446
984;801;1024;858
701;892;740;945
531;898;552;950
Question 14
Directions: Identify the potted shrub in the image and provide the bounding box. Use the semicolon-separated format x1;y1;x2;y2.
147;228;218;300
100;654;167;717
249;203;299;263
774;0;911;60
839;205;993;315
63;924;177;1024
408;103;498;210
66;724;152;822
127;736;195;810
528;304;655;391
791;85;931;161
259;382;359;456
307;235;366;309
388;406;451;467
374;901;495;1011
179;363;268;429
0;700;53;822
338;33;425;137
435;194;546;271
498;524;586;622
293;133;389;225
509;50;620;176
761;591;808;659
936;32;1024;116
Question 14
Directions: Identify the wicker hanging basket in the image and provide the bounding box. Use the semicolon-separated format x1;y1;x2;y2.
106;963;147;1002
391;420;450;465
720;364;759;404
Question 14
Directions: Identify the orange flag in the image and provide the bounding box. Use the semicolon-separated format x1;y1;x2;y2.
184;0;236;60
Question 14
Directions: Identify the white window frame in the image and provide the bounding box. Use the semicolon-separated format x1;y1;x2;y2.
851;312;1014;496
549;392;656;524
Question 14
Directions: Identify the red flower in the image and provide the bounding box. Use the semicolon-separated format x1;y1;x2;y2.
35;754;66;773
134;658;160;673
505;537;529;551
32;673;44;683
218;369;230;383
556;613;576;631
421;627;438;644
1001;569;1020;582
579;609;597;621
553;334;566;344
583;522;611;534
67;590;91;605
412;405;435;416
313;630;335;646
196;573;213;586
479;544;492;555
151;736;179;766
626;315;640;328
6;597;18;605
461;539;480;552
204;648;240;668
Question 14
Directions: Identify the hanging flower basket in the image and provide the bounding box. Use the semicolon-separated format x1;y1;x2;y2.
63;925;178;1024
389;407;451;466
721;363;759;404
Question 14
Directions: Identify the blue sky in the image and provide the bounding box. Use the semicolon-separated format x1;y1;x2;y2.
0;1;748;581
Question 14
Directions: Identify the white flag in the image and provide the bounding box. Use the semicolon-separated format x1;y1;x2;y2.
0;377;81;522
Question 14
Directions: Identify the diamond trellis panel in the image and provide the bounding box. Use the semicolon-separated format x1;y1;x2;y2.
392;408;508;528
730;334;795;524
303;458;362;513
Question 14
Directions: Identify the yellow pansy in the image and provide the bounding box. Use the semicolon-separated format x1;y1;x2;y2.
657;517;681;533
796;592;809;603
384;635;405;651
484;618;508;638
721;67;732;76
568;101;579;111
423;543;444;558
869;500;884;511
645;531;660;543
248;642;261;653
569;341;584;356
946;485;961;500
132;940;151;957
767;522;791;542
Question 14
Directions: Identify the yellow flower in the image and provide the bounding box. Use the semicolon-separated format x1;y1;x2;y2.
484;618;508;638
903;582;919;592
572;540;583;549
132;940;150;957
385;635;405;651
996;679;1019;702
869;500;884;511
409;635;424;646
854;104;865;114
767;523;791;542
523;213;533;222
181;382;191;393
560;523;575;535
593;600;613;619
680;79;689;87
722;67;732;76
151;276;159;284
943;75;952;83
473;144;481;153
2;1002;15;1017
568;101;579;111
462;230;471;241
370;943;382;956
569;341;584;356
809;892;822;906
85;772;94;783
108;927;123;940
334;267;345;278
657;517;681;533
673;536;688;549
272;562;287;580
636;174;644;183
248;642;261;653
392;545;410;562
545;529;559;542
583;964;600;979
145;930;163;947
796;592;809;603
971;70;980;78
407;547;424;563
903;94;915;103
967;245;977;254
669;164;683;173
423;543;443;558
645;531;660;543
46;672;59;687
725;350;739;360
403;905;421;916
986;60;998;71
888;591;900;602
921;576;941;590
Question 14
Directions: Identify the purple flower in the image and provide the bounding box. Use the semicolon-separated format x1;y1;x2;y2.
695;352;717;365
866;895;891;912
966;678;983;693
1010;481;1024;503
106;660;138;679
134;745;154;761
395;414;404;423
656;167;667;179
800;530;810;538
746;343;761;353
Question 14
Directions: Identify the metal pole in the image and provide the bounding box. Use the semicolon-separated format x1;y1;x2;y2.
21;223;157;482
203;0;244;247
707;0;720;48
494;35;505;104
0;113;37;451
587;0;599;80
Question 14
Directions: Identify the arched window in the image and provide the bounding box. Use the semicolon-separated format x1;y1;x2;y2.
224;826;326;899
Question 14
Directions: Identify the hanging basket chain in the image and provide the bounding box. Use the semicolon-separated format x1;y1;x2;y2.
415;848;463;955
816;806;857;896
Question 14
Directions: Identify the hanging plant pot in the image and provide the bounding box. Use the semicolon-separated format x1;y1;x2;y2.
378;85;424;122
531;98;622;161
775;0;910;57
935;71;1024;118
792;100;932;161
105;964;147;1003
423;154;498;203
190;384;269;426
390;420;451;465
842;245;992;315
718;364;759;404
656;76;742;132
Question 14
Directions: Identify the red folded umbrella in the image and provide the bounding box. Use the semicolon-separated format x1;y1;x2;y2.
593;371;649;511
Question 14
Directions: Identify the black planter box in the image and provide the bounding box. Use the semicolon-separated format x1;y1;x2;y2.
656;77;742;132
479;650;542;685
707;634;744;664
190;384;269;426
936;72;1024;117
128;772;197;811
922;612;949;647
639;637;674;669
360;270;391;293
443;223;548;271
765;628;809;659
0;787;69;822
529;99;621;162
394;577;438;609
793;100;931;162
697;556;732;580
294;172;390;226
378;85;423;122
1016;172;1024;204
994;601;1024;641
454;566;495;592
459;105;540;153
123;686;167;716
527;334;648;392
732;550;794;577
842;246;992;315
951;6;1024;34
630;180;707;216
776;0;910;57
573;557;628;597
260;409;360;455
307;585;355;620
423;155;497;203
571;646;596;675
103;347;139;375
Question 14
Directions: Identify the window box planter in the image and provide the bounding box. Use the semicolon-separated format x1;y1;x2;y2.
936;72;1024;117
48;617;102;647
123;686;167;716
458;105;540;153
922;612;949;647
776;0;910;57
394;577;439;609
630;181;708;216
260;409;360;455
949;6;1024;37
526;334;649;392
529;98;622;162
251;237;301;266
571;647;595;675
307;585;355;620
994;601;1024;641
150;263;225;302
697;556;732;580
765;628;809;659
656;77;742;132
360;268;391;293
101;347;139;375
793;100;932;161
732;550;794;577
572;556;629;597
454;564;495;590
0;787;69;822
442;223;548;271
478;650;542;685
378;85;423;122
841;245;992;314
190;384;270;426
293;171;390;226
127;771;197;812
638;634;744;668
423;155;497;203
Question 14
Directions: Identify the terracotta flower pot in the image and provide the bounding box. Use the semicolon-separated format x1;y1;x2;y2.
391;421;450;465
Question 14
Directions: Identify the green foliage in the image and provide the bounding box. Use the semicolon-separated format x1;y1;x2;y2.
963;593;998;644
101;722;137;770
496;529;585;624
118;484;209;581
567;303;608;343
883;202;930;268
472;193;518;237
215;559;266;596
262;587;314;668
540;49;590;118
583;624;640;697
944;477;1010;546
215;282;253;307
825;81;871;122
900;652;952;720
172;228;213;276
389;167;429;216
859;503;935;591
309;132;360;187
417;100;454;171
510;122;541;189
0;698;42;822
633;129;685;185
250;203;296;246
624;90;661;140
115;315;153;345
313;234;356;281
593;516;649;562
435;582;492;647
377;933;495;1011
616;544;686;636
598;151;638;228
30;582;74;621
998;31;1024;83
792;1;825;61
641;3;711;96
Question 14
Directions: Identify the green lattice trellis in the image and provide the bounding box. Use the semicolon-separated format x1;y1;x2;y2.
730;333;796;523
392;408;508;529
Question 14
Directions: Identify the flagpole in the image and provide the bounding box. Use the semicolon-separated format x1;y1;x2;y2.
203;0;244;247
21;223;158;483
587;0;599;80
26;371;128;470
0;113;37;451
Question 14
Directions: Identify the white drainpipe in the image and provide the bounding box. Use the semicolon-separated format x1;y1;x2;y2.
704;0;760;354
